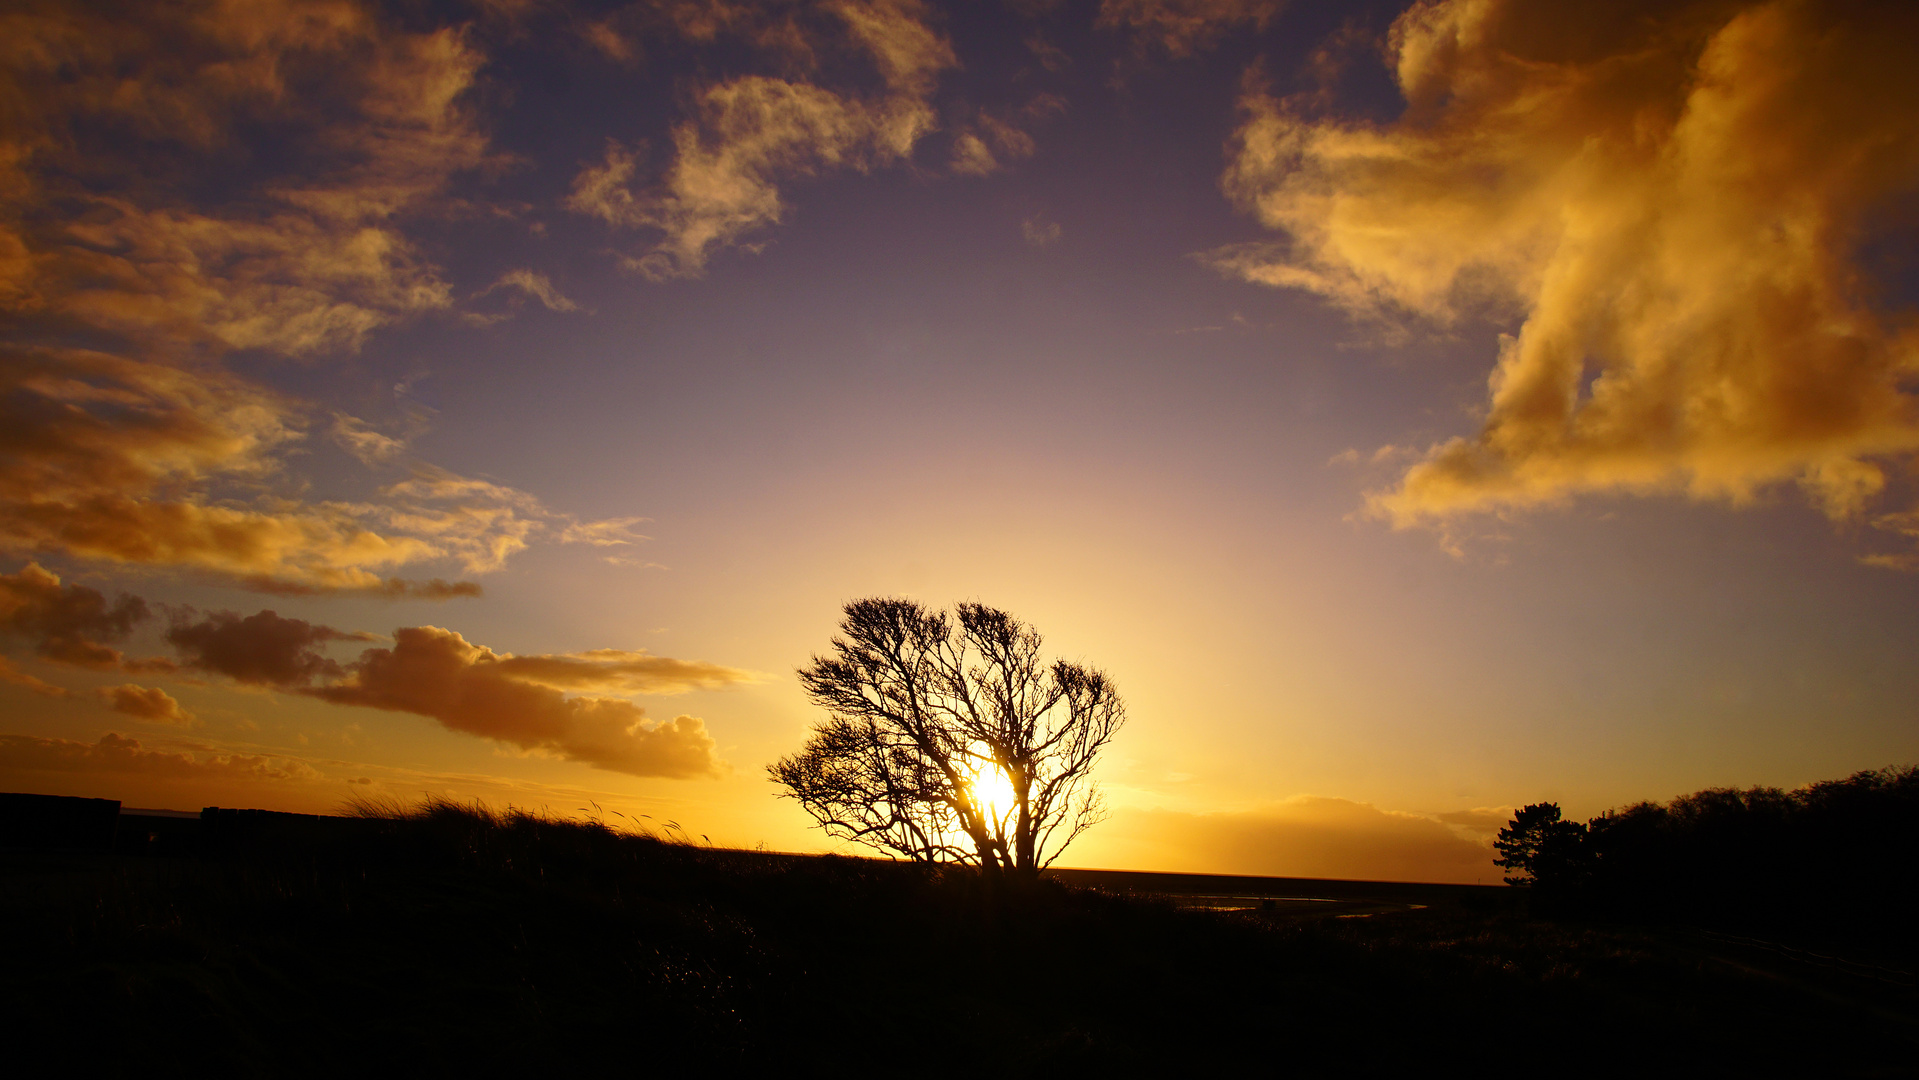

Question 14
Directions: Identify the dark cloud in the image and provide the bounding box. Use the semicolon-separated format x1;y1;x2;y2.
0;563;154;670
166;609;374;688
0;731;317;781
240;576;486;600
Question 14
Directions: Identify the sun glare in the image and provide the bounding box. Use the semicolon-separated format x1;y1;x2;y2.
972;763;1017;826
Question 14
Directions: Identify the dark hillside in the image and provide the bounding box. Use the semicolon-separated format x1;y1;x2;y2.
3;797;1914;1075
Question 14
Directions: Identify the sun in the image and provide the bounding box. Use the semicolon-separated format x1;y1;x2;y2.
971;762;1017;826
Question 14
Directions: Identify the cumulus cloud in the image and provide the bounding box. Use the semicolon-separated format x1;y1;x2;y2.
1096;0;1282;58
99;684;195;725
166;609;375;688
567;0;956;278
310;626;750;778
1213;0;1919;545
0;731;318;781
1085;796;1498;883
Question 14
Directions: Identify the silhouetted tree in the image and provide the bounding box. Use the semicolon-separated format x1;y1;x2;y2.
770;598;1126;883
1493;803;1588;890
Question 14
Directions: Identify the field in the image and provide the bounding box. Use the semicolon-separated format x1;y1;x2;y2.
4;800;1915;1075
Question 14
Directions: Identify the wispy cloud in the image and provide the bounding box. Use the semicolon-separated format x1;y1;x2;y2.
1096;0;1282;59
468;269;587;321
567;0;956;278
1021;215;1063;247
331;414;410;467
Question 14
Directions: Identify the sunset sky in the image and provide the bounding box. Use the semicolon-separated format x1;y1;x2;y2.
3;0;1916;883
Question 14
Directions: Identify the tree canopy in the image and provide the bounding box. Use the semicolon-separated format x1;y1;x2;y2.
770;598;1125;881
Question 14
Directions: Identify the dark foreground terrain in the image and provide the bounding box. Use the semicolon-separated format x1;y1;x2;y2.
4;799;1915;1076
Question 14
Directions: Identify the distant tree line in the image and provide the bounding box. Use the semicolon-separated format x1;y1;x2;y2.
1495;766;1919;952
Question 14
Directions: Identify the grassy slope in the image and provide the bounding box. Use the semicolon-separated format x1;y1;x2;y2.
5;802;1915;1076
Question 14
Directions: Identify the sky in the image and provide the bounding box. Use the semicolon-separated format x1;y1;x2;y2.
2;0;1916;884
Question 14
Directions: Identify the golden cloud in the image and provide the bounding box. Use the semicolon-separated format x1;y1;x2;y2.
0;348;626;591
99;684;195;726
1213;0;1919;541
0;0;490;356
568;0;956;278
0;4;606;592
310;626;745;778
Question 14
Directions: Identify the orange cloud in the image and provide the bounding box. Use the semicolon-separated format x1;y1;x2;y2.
98;684;195;726
1213;0;1919;545
568;0;956;278
311;626;745;778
